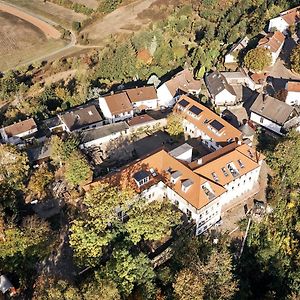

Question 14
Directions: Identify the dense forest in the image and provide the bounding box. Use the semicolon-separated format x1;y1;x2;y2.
1;0;300;299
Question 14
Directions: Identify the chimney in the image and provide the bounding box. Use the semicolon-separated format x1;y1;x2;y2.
197;158;203;165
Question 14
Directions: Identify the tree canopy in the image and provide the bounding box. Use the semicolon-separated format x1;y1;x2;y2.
244;47;272;72
290;44;300;74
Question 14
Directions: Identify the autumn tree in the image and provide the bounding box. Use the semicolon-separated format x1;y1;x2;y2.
166;113;184;138
0;144;29;188
125;200;181;244
27;164;54;200
290;44;300;74
244;47;272;72
0;182;18;217
173;268;204;300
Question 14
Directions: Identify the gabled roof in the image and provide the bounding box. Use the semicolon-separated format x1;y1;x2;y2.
103;92;133;115
59;105;102;131
205;71;236;97
3;118;37;137
227;36;249;54
258;31;285;53
84;143;263;211
281;6;300;25
127;114;155;126
250;94;294;125
175;95;242;144
125;86;157;103
286;81;300;92
164;69;202;96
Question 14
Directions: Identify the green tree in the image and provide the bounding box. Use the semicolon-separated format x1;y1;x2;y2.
69;185;135;266
173;268;204;300
0;183;18;217
290;45;300;74
125;200;181;244
104;249;155;298
166;113;184;138
0;144;29;188
64;151;92;186
244;47;272;72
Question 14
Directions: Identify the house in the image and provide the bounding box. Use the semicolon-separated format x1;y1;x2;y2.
99;92;134;123
221;69;257;91
27;141;52;165
258;31;285;65
205;71;237;106
58;105;103;132
224;36;249;64
125;86;158;111
268;6;300;34
157;69;202;108
174;95;242;150
285;81;300;106
0;118;38;145
84;141;264;236
79;121;129;149
250;94;300;135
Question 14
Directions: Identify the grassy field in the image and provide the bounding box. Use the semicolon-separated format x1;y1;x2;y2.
0;11;66;71
3;0;87;28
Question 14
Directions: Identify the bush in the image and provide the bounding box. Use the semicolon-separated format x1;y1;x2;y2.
290;45;300;74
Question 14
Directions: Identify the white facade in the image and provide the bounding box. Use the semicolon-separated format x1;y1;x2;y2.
156;84;176;107
268;17;289;33
250;111;283;135
214;89;237;106
132;99;158;110
224;53;237;64
285;91;300;106
99;96;133;123
271;44;284;65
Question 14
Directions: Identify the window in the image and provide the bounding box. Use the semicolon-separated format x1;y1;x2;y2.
174;200;179;207
232;186;234;190
186;209;192;219
212;172;219;182
260;117;264;123
138;177;149;186
237;159;245;168
221;167;229;177
248;149;254;158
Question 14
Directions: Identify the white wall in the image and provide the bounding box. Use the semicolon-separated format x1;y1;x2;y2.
0;127;38;144
112;111;134;123
225;53;237;64
286;91;300;106
133;99;158;110
157;84;175;107
268;17;289;33
99;97;113;121
215;89;237;106
250;112;283;135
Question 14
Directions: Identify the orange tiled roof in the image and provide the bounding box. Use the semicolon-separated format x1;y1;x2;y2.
104;92;133;115
258;31;285;53
125;86;157;103
174;95;242;144
281;6;300;25
286;81;300;92
84;143;263;210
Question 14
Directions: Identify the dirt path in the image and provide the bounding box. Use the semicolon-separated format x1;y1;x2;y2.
0;1;61;39
83;0;158;43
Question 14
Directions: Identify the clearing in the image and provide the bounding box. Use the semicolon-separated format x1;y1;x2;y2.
0;9;66;71
72;0;98;10
3;0;87;28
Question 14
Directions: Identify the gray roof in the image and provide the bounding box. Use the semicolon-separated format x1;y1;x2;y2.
0;275;13;294
250;94;295;125
169;143;193;158
239;123;255;137
80;122;129;144
59;105;103;131
205;71;236;98
27;142;52;163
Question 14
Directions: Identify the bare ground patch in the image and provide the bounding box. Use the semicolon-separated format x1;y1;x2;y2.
72;0;98;10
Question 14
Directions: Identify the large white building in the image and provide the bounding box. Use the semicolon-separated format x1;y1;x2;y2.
174;95;242;150
85;142;264;235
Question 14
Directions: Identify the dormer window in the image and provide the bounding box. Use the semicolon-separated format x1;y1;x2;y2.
150;168;157;177
133;171;150;187
181;179;193;192
247;149;254;158
201;182;216;201
171;170;182;184
221;167;229;177
237;159;245;168
227;162;240;178
211;172;219;182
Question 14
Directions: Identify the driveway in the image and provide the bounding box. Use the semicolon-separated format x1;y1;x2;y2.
268;37;300;92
